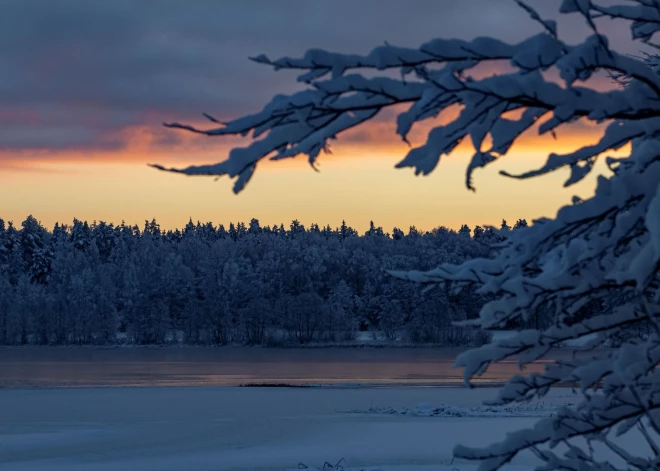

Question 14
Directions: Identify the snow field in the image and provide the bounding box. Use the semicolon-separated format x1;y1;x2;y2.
0;386;580;471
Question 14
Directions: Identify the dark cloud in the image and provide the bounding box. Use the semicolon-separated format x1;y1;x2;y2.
0;0;642;153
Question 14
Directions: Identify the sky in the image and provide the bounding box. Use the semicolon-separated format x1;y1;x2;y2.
0;0;642;232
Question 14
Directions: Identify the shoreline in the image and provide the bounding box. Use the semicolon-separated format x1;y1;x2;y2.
0;346;583;390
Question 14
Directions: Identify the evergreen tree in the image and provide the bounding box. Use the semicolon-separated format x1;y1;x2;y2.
228;223;238;241
458;224;471;237
143;218;161;240
236;221;247;238
472;225;484;241
365;220;384;237
407;226;420;238
289;219;304;237
183;218;196;237
92;221;116;261
339;220;356;240
248;218;261;235
513;218;528;229
0;214;501;346
20;215;52;284
0;219;8;276
0;276;11;344
70;218;91;252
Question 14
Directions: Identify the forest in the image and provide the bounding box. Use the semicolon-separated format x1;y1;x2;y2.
0;215;527;346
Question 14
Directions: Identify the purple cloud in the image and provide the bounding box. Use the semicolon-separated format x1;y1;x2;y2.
0;0;642;153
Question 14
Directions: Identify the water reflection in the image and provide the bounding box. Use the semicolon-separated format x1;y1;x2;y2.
0;347;570;388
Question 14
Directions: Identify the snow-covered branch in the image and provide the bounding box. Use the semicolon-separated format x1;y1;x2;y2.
158;1;660;194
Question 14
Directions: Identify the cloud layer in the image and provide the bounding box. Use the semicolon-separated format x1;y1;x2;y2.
0;0;638;156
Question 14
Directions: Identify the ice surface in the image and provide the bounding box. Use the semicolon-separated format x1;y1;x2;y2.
0;386;580;471
349;399;574;418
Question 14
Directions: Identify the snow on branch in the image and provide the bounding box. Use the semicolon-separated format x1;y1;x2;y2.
158;2;660;193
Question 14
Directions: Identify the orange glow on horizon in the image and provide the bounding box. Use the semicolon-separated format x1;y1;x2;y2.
0;108;628;234
0;112;613;166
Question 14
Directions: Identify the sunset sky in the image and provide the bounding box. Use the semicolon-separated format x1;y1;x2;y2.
0;0;642;233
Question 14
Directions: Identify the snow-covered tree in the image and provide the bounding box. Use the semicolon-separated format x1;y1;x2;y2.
289;219;305;237
458;224;472;238
365;220;385;237
248;217;262;235
228;222;238;241
392;227;405;240
143;218;161;240
0;221;20;282
513;218;528;230
20;215;51;284
283;292;325;344
70;218;91;252
327;280;357;341
0;276;11;344
339;220;356;240
0;213;503;346
158;1;660;469
379;298;404;341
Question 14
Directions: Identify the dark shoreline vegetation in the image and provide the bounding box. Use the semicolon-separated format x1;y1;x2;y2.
0;343;482;350
239;383;318;388
0;215;535;347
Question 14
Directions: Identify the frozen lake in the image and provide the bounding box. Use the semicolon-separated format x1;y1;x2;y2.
0;349;634;471
0;386;580;471
0;347;570;389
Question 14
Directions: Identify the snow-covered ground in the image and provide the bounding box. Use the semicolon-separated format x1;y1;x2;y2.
0;386;586;471
490;330;599;347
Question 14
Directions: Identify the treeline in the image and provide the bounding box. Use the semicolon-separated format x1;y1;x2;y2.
0;216;527;346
